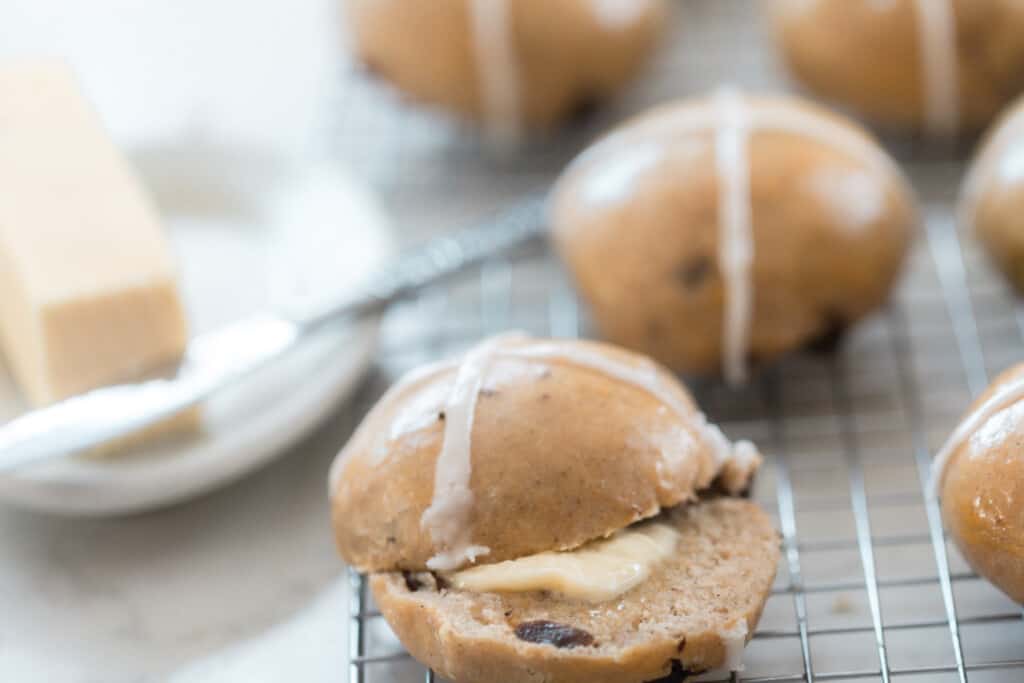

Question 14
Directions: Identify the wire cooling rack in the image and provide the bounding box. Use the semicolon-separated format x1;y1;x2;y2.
333;1;1024;681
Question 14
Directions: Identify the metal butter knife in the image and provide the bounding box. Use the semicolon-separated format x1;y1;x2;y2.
0;195;547;472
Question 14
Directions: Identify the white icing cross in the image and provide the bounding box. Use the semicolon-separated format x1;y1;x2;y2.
714;87;755;386
910;0;960;136
792;0;959;134
416;334;752;570
467;0;655;144
421;336;509;570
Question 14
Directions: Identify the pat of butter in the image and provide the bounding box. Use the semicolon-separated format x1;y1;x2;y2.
450;522;680;603
0;60;188;406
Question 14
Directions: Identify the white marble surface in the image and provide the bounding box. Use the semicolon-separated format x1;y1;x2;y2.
0;1;360;680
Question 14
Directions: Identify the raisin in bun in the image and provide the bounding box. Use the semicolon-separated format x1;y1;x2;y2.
343;0;667;139
962;96;1024;290
330;334;780;680
769;0;1024;135
932;364;1024;604
550;90;916;384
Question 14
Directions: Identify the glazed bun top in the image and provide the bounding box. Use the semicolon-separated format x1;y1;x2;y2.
932;364;1024;604
330;334;760;573
345;0;669;139
770;0;1024;134
551;90;916;382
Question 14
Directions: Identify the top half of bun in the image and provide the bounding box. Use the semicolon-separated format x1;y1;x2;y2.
330;334;760;573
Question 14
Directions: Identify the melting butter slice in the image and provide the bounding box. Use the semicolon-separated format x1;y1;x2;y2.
450;522;680;603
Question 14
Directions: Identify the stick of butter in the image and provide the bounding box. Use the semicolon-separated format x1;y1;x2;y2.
0;60;188;407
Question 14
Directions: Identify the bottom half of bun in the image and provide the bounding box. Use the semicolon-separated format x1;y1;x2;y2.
371;498;781;683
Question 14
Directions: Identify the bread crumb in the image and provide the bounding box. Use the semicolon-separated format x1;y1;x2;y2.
831;594;855;614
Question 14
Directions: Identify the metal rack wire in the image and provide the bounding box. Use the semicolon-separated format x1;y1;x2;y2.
336;1;1024;681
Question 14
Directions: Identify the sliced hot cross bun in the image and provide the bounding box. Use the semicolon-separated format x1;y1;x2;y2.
769;0;1024;135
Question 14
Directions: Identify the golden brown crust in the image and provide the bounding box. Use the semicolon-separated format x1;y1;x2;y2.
769;0;1024;133
969;96;1024;290
550;94;916;376
371;499;780;683
332;337;742;572
941;364;1024;604
343;0;668;129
